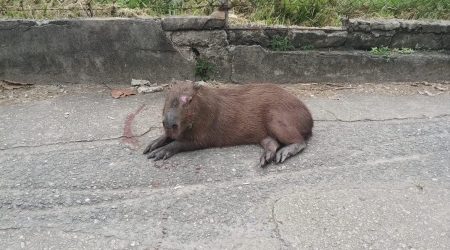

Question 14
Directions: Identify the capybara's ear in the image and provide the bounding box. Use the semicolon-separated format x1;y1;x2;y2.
193;81;203;90
168;79;177;89
179;95;192;106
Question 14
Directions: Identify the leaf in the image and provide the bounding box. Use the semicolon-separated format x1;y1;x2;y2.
111;87;137;99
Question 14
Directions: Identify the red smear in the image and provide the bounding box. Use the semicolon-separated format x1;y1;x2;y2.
122;104;146;148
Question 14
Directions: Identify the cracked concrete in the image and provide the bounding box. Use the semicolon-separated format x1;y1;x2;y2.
1;83;449;249
271;197;291;249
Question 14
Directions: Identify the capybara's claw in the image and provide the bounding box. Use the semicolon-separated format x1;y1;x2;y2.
153;149;173;161
143;135;171;155
143;144;153;154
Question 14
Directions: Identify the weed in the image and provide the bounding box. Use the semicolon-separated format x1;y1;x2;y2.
370;46;391;57
1;0;449;26
393;48;414;54
301;44;314;50
270;35;294;51
235;0;450;26
195;59;215;81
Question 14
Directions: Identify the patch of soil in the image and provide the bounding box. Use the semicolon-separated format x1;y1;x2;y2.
1;81;448;106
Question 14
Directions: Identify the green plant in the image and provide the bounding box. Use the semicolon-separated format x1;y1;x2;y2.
195;59;215;81
270;35;294;51
393;47;414;54
370;46;391;57
301;44;314;50
1;0;449;26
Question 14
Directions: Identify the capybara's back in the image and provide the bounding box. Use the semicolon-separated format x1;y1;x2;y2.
197;84;313;147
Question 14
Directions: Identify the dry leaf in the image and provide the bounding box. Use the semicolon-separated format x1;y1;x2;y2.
111;88;137;99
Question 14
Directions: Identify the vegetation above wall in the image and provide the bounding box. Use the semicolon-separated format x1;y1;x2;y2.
1;0;449;27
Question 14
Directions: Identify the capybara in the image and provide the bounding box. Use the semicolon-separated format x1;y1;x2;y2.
143;81;313;167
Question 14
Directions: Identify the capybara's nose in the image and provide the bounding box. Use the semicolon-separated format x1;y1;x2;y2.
163;109;178;129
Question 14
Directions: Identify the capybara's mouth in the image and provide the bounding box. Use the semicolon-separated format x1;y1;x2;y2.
165;128;179;140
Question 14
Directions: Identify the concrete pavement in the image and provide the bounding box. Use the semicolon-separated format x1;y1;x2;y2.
1;83;449;249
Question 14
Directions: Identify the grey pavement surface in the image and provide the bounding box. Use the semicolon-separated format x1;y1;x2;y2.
1;84;449;249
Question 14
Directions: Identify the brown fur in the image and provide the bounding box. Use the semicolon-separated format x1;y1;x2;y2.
144;81;313;167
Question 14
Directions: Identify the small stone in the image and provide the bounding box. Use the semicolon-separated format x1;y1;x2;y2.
64;112;70;118
137;85;164;94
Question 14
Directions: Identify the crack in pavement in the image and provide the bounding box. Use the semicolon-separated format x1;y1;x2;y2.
316;112;450;123
3;113;449;151
0;126;159;151
271;197;292;249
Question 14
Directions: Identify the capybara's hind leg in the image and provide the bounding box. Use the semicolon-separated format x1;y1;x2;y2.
275;141;306;163
258;137;280;167
268;110;307;163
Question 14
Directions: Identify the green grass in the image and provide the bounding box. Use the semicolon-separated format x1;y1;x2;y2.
1;0;449;26
233;0;450;26
370;46;391;56
393;47;415;54
195;59;216;81
270;35;294;51
370;46;415;57
301;44;315;50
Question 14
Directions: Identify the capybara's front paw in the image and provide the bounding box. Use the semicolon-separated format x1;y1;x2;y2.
147;145;176;161
143;135;171;155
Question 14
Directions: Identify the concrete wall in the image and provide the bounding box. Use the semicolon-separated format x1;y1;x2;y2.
1;17;449;84
0;18;194;84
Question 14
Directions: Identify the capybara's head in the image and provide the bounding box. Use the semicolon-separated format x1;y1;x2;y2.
162;81;200;140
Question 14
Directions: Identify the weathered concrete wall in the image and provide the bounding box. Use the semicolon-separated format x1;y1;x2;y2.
229;19;450;50
343;19;450;50
0;18;194;84
1;17;449;84
231;46;450;83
